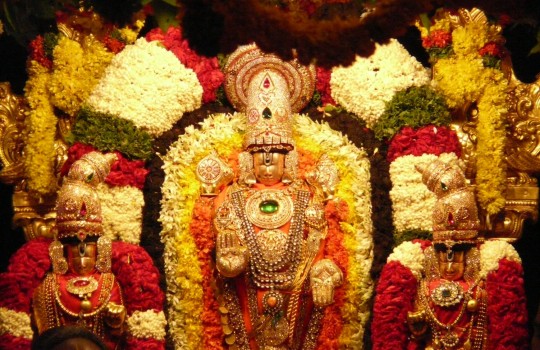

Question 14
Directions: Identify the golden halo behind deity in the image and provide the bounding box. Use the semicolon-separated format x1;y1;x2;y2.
224;43;316;113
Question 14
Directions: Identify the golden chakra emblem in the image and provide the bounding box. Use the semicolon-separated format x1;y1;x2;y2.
245;189;293;229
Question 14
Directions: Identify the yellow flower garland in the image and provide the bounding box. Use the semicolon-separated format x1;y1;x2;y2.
24;35;114;196
432;21;508;215
23;61;58;195
49;36;114;116
160;113;373;349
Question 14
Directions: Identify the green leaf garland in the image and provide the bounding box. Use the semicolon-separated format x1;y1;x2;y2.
373;85;451;140
68;107;154;160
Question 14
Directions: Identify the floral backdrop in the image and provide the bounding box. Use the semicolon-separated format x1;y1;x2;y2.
0;0;540;349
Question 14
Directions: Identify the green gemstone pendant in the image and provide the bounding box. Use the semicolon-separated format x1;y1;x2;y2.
260;200;279;214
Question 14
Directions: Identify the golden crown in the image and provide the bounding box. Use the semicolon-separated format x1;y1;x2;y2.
224;44;315;152
55;152;117;241
416;160;480;243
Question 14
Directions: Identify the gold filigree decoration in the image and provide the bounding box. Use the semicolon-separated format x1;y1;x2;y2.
0;82;26;184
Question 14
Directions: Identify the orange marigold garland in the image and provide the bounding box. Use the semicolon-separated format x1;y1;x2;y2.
316;199;349;348
190;197;223;349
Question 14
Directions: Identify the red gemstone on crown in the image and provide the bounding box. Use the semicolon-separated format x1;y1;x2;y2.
447;212;455;226
263;78;271;89
80;203;87;217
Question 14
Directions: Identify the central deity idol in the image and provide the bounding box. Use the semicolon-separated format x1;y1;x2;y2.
197;45;343;350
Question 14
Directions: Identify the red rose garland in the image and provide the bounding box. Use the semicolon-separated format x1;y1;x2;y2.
485;258;528;349
387;125;461;162
371;260;418;350
61;142;149;189
315;67;336;106
146;27;225;104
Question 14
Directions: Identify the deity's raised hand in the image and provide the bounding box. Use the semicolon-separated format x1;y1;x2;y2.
216;231;249;278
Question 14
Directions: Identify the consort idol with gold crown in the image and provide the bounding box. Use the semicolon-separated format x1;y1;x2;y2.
372;160;529;349
32;152;127;349
196;45;343;350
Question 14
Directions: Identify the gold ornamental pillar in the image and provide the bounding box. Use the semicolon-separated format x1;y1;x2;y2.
0;82;58;241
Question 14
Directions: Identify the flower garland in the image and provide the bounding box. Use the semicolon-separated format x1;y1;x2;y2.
160;112;373;349
86;37;203;136
23;61;58;196
111;241;166;348
97;183;144;244
387;125;461;162
330;39;430;128
189;198;223;349
48;35;114;116
389;152;460;241
423;18;508;215
0;308;33;339
146;27;225;104
479;239;521;278
23;31;115;196
373;85;452;141
386;240;425;279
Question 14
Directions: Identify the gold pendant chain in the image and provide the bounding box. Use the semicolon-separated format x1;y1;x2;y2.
420;279;487;349
231;187;310;289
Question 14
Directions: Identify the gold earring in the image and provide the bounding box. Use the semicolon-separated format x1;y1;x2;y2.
49;240;68;274
96;236;112;273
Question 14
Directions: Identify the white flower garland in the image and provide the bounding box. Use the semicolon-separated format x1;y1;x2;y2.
389;153;460;234
160;112;373;349
330;39;430;127
388;239;523;282
387;241;425;280
126;310;167;340
479;240;522;278
96;183;144;244
87;38;203;136
0;308;32;339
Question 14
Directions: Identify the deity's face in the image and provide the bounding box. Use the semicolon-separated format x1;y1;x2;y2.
253;152;285;186
436;248;465;281
65;241;97;275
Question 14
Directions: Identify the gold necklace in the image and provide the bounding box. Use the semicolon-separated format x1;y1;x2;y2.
54;273;114;318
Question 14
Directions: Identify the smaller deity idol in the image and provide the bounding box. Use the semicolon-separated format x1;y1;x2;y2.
32;152;126;349
372;160;528;350
198;44;343;350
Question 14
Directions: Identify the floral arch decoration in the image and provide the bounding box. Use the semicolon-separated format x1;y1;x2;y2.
159;112;374;349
